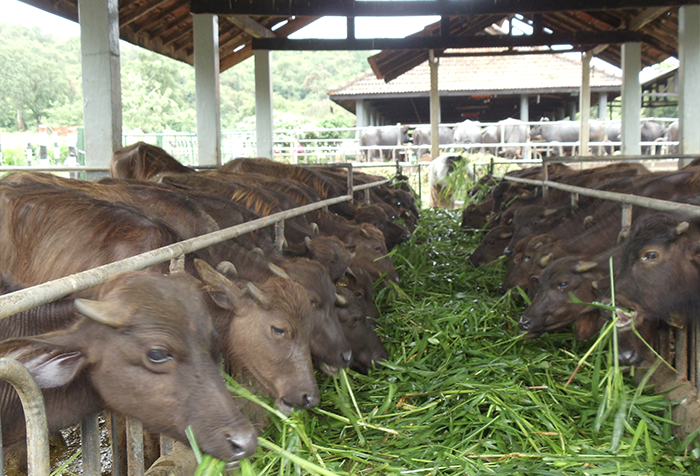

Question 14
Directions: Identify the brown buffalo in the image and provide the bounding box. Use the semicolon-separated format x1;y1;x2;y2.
341;267;380;320
1;272;257;461
468;225;513;267
111;142;194;180
335;286;388;374
354;203;411;250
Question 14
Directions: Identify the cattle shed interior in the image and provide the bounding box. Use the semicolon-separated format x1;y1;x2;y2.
6;0;700;475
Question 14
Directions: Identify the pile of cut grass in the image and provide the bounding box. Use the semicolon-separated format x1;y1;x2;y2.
218;208;698;475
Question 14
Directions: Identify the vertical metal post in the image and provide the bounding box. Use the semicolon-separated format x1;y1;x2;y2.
429;49;440;160
364;189;371;205
695;320;700;396
126;418;144;476
347;163;354;202
161;435;175;457
275;221;285;251
676;326;689;381
418;163;422;207
81;414;101;476
542;160;549;199
489;157;494;175
620;204;633;241
571;193;579;210
110;413;120;476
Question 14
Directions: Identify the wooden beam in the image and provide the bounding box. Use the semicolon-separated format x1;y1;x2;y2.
224;15;277;38
252;30;643;51
120;0;164;29
192;0;697;17
588;7;671;56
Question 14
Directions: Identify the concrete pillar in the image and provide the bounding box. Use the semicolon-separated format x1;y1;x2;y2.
519;94;529;122
598;93;608;120
579;52;591;156
356;100;366;128
556;107;566;120
79;0;121;180
429;49;440;160
194;14;221;166
678;5;700;167
621;42;642;156
568;100;577;120
255;50;274;159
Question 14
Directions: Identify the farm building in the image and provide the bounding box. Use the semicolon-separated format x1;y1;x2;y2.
2;1;700;476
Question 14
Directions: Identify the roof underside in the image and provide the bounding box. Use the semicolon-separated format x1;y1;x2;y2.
17;1;687;75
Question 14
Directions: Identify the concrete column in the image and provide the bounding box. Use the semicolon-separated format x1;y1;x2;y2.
598;93;608;120
255;50;274;159
429;49;440;160
678;5;700;167
621;42;641;156
568;100;577;120
519;94;529;122
579;52;591;156
79;0;121;180
194;14;221;166
356;100;366;128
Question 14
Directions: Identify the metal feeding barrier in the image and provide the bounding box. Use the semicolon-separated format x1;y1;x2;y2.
500;170;700;443
0;163;390;475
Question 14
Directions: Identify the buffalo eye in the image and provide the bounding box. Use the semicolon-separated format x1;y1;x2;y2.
524;255;531;262
354;291;363;298
310;300;318;308
557;281;569;291
531;276;539;284
374;246;382;252
271;326;286;337
488;240;495;245
147;349;173;364
354;316;363;323
641;251;658;261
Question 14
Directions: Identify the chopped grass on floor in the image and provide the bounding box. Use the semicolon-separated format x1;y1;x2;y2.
217;208;699;476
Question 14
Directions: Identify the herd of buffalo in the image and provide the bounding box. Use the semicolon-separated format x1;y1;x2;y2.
0;142;419;465
463;159;700;365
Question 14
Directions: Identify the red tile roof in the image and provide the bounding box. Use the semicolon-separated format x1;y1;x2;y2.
329;53;621;97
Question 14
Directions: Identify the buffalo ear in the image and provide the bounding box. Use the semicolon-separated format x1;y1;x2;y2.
195;258;245;310
0;337;87;389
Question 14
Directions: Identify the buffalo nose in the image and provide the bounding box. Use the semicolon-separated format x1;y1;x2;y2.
504;246;513;256
342;350;352;365
226;431;258;460
392;276;400;284
302;393;320;409
518;316;531;331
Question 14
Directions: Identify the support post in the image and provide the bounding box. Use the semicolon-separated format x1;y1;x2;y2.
678;5;700;168
598;93;608;120
520;94;531;160
255;50;274;159
194;14;221;167
81;414;101;475
621;42;642;157
79;0;121;180
356;100;366;128
579;52;591;159
429;49;440;161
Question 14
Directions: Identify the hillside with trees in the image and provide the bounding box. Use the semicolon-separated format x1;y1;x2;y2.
0;23;371;133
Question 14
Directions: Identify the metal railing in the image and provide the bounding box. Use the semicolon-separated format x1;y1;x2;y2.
0;164;390;475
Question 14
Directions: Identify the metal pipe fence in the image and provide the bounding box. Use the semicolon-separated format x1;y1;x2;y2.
0;165;390;475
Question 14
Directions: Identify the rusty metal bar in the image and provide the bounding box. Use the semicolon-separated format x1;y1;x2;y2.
111;413;120;476
503;176;700;217
542;161;549;199
353;179;390;192
0;166;109;172
126;418;144;476
620;204;633;242
0;359;50;476
571;192;579;210
160;435;175;456
81;414;101;475
347;163;354;204
364;188;371;205
676;327;689;381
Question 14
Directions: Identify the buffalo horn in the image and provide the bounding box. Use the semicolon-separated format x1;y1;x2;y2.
304;236;313;249
499;231;513;239
268;263;291;280
534;241;544;249
246;282;269;307
542;209;558;217
310;222;319;233
361;227;371;239
539;253;554;268
591;280;599;291
216;261;237;278
335;293;347;307
676;221;690;235
574;261;598;273
252;247;265;257
169;255;186;274
75;298;127;328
